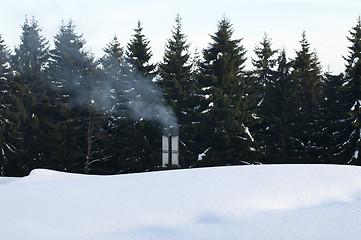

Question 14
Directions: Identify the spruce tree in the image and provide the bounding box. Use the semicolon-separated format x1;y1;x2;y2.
0;78;32;176
251;33;277;162
290;32;323;163
252;33;278;102
195;17;258;166
126;22;163;170
126;20;156;76
12;16;49;92
339;16;361;164
11;17;64;173
97;36;133;173
159;14;198;166
49;20;96;108
318;72;348;163
159;13;191;112
97;36;129;113
0;34;25;176
97;36;161;173
258;49;299;163
48;20;98;173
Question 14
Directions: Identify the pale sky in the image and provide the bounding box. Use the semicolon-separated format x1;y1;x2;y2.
1;0;360;74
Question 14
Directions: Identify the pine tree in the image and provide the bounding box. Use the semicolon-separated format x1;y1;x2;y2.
159;14;191;111
97;36;129;113
96;36;133;173
339;16;361;164
318;72;349;163
101;36;125;69
96;36;162;174
252;33;278;102
48;20;98;173
251;33;277;161
195;17;258;166
0;34;25;176
49;19;96;108
0;78;32;176
11;17;65;173
290;32;323;163
125;22;164;170
159;14;198;166
12;16;49;92
258;49;299;163
126;20;156;76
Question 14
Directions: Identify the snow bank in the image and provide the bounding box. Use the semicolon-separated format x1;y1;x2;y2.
1;164;361;240
0;177;16;185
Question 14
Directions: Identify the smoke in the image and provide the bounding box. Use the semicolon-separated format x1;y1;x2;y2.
49;38;179;135
91;64;179;136
124;82;179;135
13;16;178;139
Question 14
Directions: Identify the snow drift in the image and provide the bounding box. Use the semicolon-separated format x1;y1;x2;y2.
1;164;361;240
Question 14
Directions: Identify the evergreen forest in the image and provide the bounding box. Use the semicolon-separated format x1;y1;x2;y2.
1;15;361;176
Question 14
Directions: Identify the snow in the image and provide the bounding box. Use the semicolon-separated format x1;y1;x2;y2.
342;80;350;86
124;87;134;93
350;99;361;111
252;113;260;120
1;165;361;240
5;143;16;153
352;57;359;67
243;123;255;142
204;94;211;99
201;86;211;91
198;147;211;161
353;150;359;159
201;108;211;114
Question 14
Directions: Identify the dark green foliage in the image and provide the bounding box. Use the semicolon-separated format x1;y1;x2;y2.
339;16;361;164
94;35;164;173
12;17;49;92
292;32;323;111
49;20;96;108
126;20;156;76
318;72;349;163
159;14;191;113
97;36;129;114
101;119;161;174
159;14;199;167
195;17;259;166
252;33;278;101
257;49;299;163
251;34;277;161
48;20;98;173
0;77;32;176
2;15;361;176
289;32;323;163
10;17;67;175
0;35;28;176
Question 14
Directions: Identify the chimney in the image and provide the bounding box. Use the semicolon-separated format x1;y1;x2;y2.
162;134;179;167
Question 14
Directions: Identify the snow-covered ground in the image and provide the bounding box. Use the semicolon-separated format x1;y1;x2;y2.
1;164;361;240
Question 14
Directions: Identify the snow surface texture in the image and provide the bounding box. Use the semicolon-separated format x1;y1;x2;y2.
1;165;361;240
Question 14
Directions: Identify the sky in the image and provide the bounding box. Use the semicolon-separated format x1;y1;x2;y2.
1;0;360;74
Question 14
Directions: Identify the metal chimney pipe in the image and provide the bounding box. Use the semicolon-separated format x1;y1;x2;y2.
171;135;179;165
162;134;179;167
162;135;169;167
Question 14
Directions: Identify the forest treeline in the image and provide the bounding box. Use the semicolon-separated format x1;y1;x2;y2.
0;15;360;176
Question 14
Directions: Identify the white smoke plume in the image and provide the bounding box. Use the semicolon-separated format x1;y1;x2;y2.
92;65;179;135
